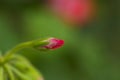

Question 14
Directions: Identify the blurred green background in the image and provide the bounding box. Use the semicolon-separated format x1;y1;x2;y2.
0;0;120;80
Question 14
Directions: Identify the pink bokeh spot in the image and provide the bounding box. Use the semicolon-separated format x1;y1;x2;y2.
50;0;95;24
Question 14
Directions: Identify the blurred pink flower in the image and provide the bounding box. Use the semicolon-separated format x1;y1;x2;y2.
50;0;96;25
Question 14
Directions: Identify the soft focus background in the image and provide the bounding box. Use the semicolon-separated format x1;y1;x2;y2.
0;0;120;80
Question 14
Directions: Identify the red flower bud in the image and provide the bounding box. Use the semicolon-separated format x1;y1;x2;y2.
43;38;64;50
50;0;96;25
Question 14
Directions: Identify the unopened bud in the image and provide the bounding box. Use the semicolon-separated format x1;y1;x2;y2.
34;38;64;50
43;38;64;49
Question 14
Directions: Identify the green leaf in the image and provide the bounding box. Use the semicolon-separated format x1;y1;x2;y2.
0;67;4;80
7;64;30;80
9;55;42;79
4;64;15;80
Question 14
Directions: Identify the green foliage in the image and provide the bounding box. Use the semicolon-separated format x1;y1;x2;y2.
0;55;43;80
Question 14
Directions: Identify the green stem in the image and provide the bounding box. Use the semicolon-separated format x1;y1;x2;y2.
3;41;33;63
3;39;49;63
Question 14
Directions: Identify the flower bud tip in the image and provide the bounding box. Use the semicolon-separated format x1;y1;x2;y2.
43;38;64;50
